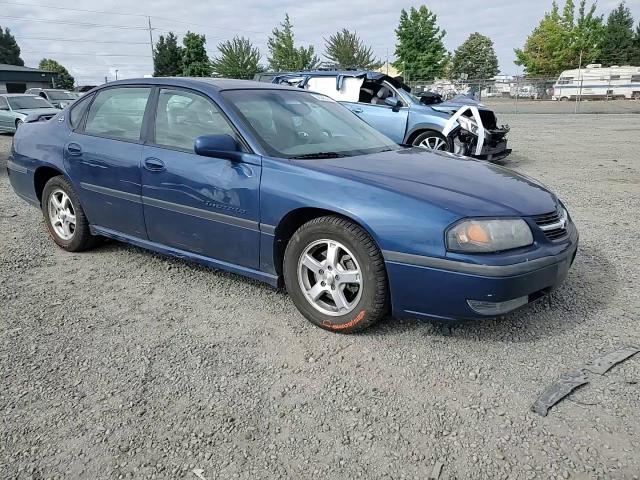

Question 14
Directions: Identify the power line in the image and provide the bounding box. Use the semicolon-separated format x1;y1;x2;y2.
0;15;149;30
0;0;268;35
14;35;150;45
22;51;151;57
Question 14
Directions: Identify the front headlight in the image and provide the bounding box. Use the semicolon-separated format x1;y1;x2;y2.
446;218;533;253
457;115;479;135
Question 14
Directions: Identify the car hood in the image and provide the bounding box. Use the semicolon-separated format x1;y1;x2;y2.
14;108;60;116
297;148;557;217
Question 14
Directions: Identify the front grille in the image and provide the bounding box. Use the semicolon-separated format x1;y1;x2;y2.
532;208;568;241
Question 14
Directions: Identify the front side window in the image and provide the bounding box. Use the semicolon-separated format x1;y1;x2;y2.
154;89;236;151
222;89;399;158
7;95;54;109
84;87;151;141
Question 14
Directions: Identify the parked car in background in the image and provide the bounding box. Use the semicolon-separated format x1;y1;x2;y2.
24;88;78;109
7;78;576;333
0;94;60;133
261;70;511;161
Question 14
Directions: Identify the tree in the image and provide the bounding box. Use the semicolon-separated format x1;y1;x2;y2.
449;33;499;79
267;14;319;71
515;0;603;76
211;36;262;79
154;32;183;77
633;22;640;64
0;26;24;66
182;32;211;77
600;2;635;65
39;59;74;89
323;29;380;69
393;6;449;81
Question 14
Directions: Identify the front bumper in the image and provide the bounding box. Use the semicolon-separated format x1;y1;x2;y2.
384;228;578;321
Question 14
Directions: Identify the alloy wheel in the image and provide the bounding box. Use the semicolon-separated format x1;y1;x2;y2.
418;136;448;151
48;188;76;240
297;239;362;316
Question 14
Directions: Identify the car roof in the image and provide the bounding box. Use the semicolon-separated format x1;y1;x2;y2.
0;93;40;97
101;77;303;92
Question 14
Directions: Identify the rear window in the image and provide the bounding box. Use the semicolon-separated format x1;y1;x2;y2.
83;87;151;142
69;94;93;129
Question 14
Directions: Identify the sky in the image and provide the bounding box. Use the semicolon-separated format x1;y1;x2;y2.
1;0;639;85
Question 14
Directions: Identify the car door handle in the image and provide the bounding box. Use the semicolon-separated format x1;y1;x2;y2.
144;157;166;172
66;143;82;156
351;108;363;114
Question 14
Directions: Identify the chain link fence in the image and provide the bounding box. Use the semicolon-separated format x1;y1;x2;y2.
406;77;640;114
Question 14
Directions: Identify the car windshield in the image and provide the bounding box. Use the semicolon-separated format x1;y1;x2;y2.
221;89;400;158
46;90;76;100
7;96;54;109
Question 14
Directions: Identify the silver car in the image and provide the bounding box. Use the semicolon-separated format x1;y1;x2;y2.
0;94;60;133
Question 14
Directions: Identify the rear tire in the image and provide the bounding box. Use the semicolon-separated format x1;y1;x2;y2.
411;130;450;151
41;176;96;252
284;216;388;333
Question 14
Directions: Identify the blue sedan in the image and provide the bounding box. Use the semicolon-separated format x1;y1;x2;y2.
7;78;578;333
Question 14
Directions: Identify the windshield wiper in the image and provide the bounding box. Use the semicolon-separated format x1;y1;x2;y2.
290;151;348;159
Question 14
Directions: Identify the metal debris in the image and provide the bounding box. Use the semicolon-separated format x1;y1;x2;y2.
582;347;640;375
428;461;444;480
192;469;207;480
532;345;640;416
531;369;589;417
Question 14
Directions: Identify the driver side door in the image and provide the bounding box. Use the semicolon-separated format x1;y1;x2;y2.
343;83;409;144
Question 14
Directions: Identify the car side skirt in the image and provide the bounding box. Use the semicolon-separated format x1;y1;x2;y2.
90;225;280;287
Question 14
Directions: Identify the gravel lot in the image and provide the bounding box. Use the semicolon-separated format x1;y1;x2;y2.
484;98;640;115
1;114;639;480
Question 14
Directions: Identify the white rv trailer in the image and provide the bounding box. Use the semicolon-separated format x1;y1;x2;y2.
552;64;640;100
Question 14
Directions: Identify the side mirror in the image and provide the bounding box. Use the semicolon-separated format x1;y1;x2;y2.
384;97;402;112
194;134;241;161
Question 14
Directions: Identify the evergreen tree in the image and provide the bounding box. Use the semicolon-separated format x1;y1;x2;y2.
267;14;319;71
393;6;448;81
154;32;183;77
633;23;640;64
0;26;24;66
515;0;603;76
323;29;380;69
600;2;635;65
182;32;211;77
449;33;499;79
39;59;74;89
211;36;262;79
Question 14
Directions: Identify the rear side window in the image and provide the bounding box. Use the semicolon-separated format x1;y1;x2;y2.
69;94;93;129
154;88;236;151
0;97;8;110
84;87;151;142
632;74;640;83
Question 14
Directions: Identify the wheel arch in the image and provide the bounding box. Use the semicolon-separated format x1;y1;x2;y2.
271;207;384;280
34;165;65;204
405;127;445;145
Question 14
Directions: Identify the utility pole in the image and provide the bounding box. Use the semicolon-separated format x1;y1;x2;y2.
574;49;583;114
148;16;155;71
115;69;119;81
386;48;389;75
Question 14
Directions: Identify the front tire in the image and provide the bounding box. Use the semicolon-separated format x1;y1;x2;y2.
284;216;389;333
412;130;450;151
41;176;95;252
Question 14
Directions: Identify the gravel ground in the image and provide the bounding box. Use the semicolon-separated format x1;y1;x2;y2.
484;98;640;115
1;114;639;480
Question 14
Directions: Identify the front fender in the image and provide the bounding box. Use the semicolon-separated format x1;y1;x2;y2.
404;107;452;143
259;157;459;275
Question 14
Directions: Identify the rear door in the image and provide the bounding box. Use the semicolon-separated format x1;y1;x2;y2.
64;86;151;238
140;87;261;269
